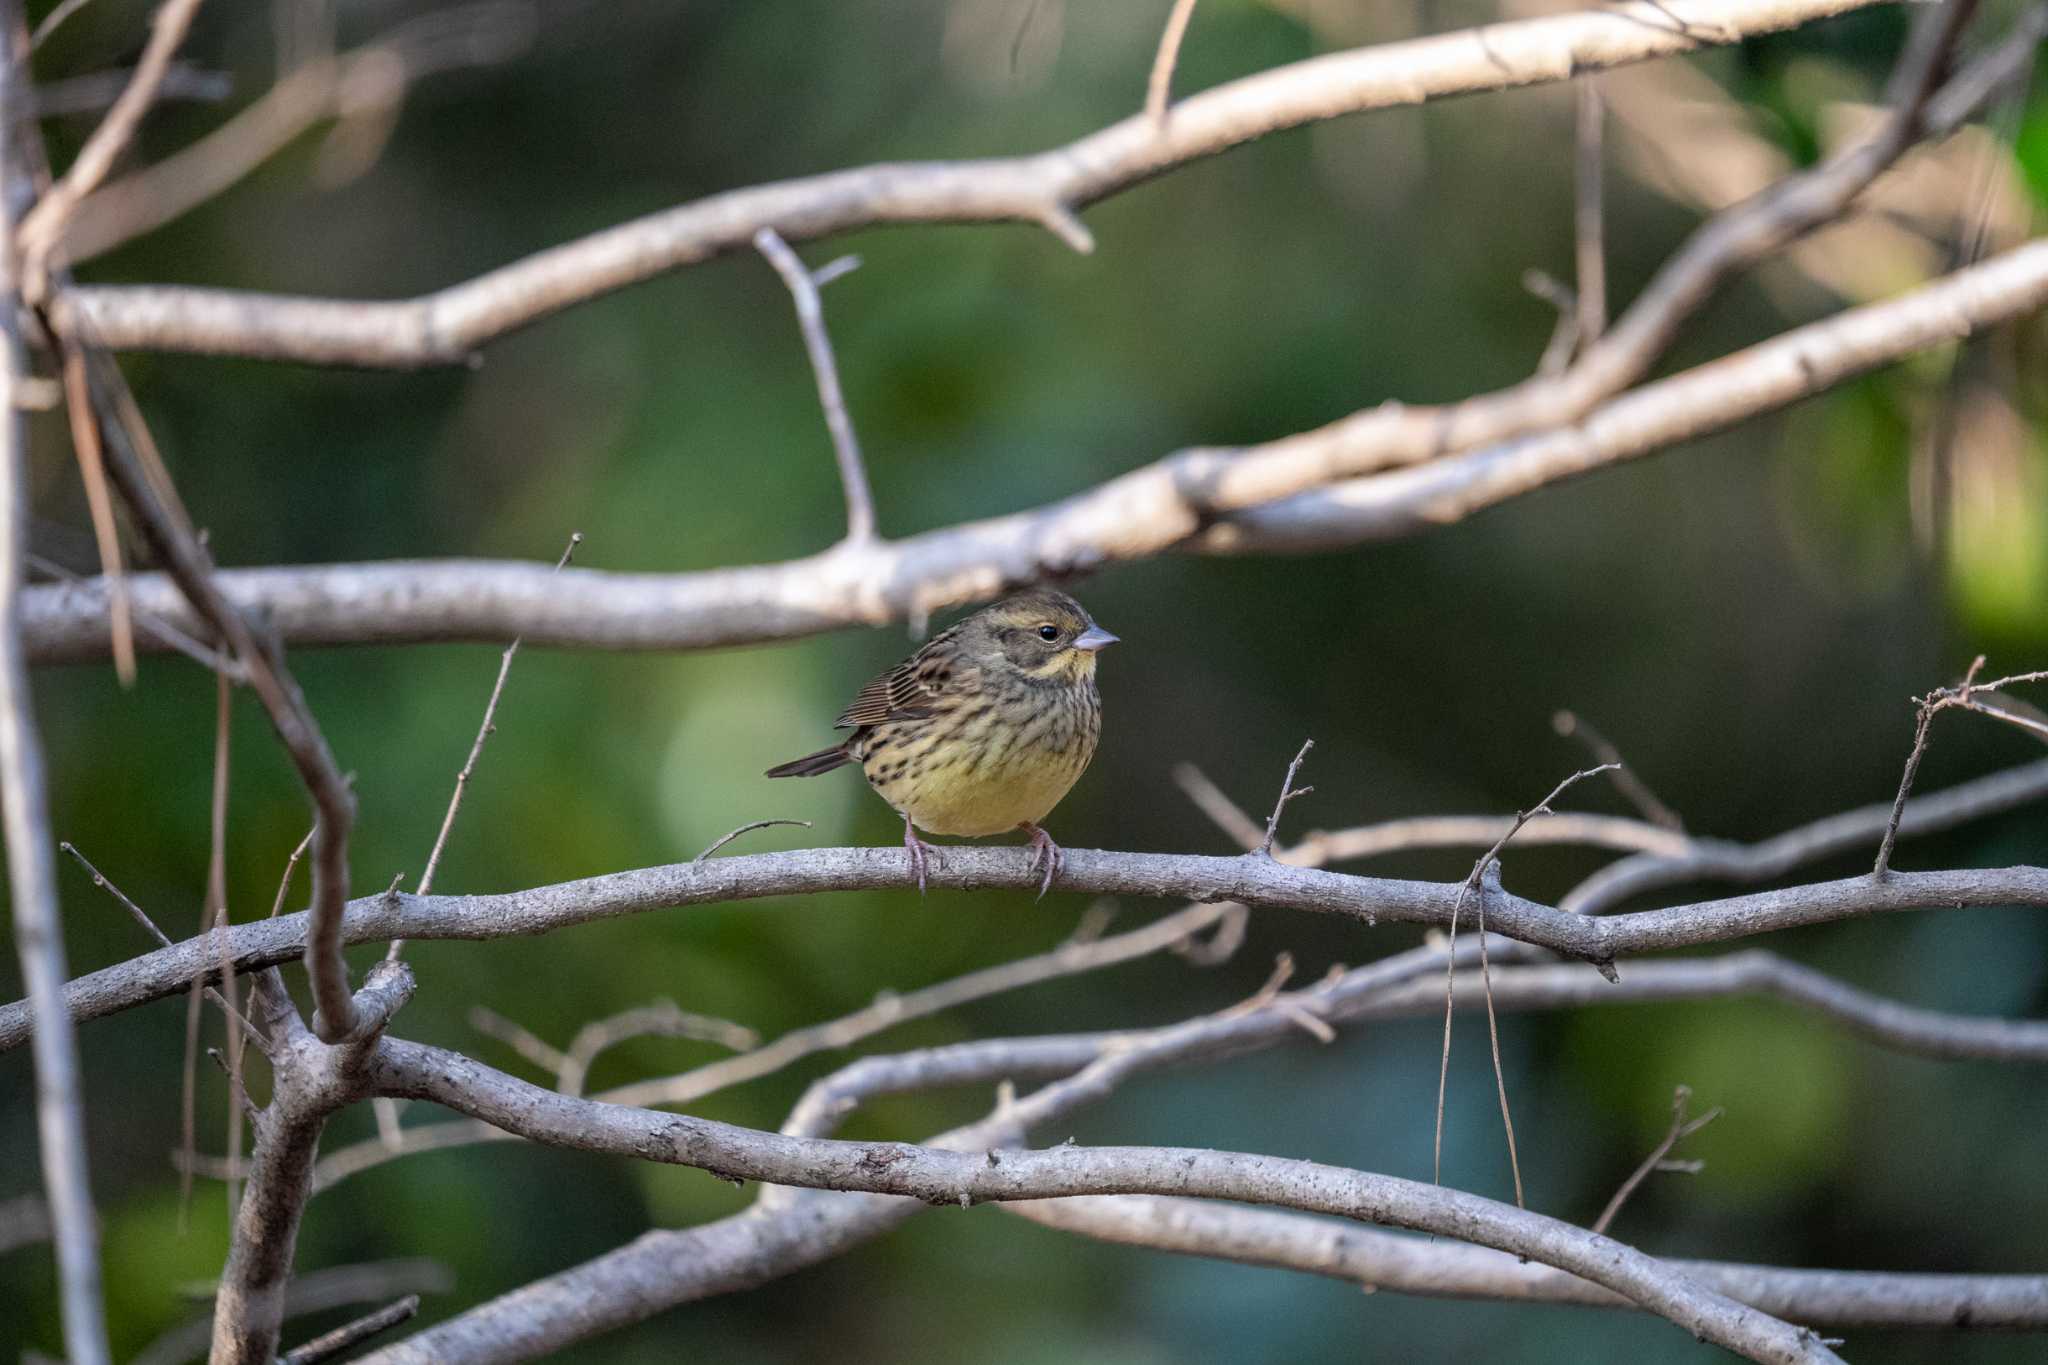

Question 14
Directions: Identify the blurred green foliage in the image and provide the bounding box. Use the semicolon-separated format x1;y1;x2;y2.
4;1;2047;1361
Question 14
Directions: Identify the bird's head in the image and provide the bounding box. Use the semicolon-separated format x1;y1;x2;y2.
964;589;1118;683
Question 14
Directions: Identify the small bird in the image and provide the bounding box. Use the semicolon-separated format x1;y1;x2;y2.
766;589;1117;896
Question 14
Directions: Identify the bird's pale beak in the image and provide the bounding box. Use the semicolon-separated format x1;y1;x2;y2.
1074;626;1119;652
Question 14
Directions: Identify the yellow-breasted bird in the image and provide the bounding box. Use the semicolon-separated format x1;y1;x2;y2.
766;589;1117;896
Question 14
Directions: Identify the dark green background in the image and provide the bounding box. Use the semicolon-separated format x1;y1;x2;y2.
4;1;2046;1361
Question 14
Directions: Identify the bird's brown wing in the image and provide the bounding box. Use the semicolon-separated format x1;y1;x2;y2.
835;631;971;728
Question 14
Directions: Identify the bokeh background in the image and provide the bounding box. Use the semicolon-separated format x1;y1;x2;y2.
4;0;2047;1360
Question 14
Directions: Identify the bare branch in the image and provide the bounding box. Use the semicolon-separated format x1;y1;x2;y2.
0;6;108;1352
1255;739;1314;856
467;1005;569;1076
55;346;131;681
132;1258;451;1365
1523;269;1581;377
695;817;813;863
1574;78;1606;348
1005;1192;2048;1327
557;1002;759;1099
364;1038;1843;1365
25;550;236;674
15;0;206;297
27;230;2048;669
74;352;363;1043
12;848;2048;1052
280;1295;420;1365
1569;755;2048;914
1198;234;2048;554
284;941;2048;1203
28;0;94;50
54;0;1889;368
1435;765;1617;1193
58;4;536;264
754;229;876;544
211;960;416;1364
1876;661;2047;876
204;921;2048;1202
353;931;2048;1360
1591;1085;1723;1235
1145;0;1200;125
58;841;265;1050
309;901;1236;1190
1357;952;2048;1063
1296;811;1689;864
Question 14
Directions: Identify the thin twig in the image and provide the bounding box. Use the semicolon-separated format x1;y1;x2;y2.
55;346;132;682
207;672;245;1222
1255;739;1314;857
388;531;579;962
1146;0;1200;125
1553;710;1683;830
29;0;96;49
132;1259;449;1365
1574;78;1606;349
753;228;876;544
176;670;233;1220
70;347;361;1043
1434;765;1618;1198
1472;863;1523;1208
1871;659;2048;875
695;818;813;863
300;901;1238;1188
1522;269;1581;377
16;0;207;296
268;827;314;918
204;1048;260;1126
59;4;535;265
279;1296;421;1365
56;841;263;1047
1592;1085;1724;1235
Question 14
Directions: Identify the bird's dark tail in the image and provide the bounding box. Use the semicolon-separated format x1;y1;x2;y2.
764;745;854;778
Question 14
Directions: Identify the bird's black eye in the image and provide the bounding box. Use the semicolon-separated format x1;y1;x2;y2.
1037;624;1060;642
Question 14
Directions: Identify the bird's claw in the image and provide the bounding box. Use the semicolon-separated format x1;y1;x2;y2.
1022;823;1061;900
903;816;931;895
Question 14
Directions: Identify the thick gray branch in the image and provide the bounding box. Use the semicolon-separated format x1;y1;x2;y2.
0;2;108;1358
211;962;415;1365
1195;234;2048;551
54;0;1888;367
355;930;2047;1361
24;231;2048;668
1564;756;2048;914
7;848;2044;1051
1007;1193;2048;1328
365;1038;1839;1365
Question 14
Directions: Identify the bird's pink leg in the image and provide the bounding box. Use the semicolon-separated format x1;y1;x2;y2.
903;812;932;894
1020;822;1061;899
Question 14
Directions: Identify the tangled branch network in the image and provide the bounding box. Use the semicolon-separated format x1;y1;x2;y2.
1;0;2046;1362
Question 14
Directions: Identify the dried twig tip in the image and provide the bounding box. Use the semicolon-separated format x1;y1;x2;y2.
1254;739;1315;858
